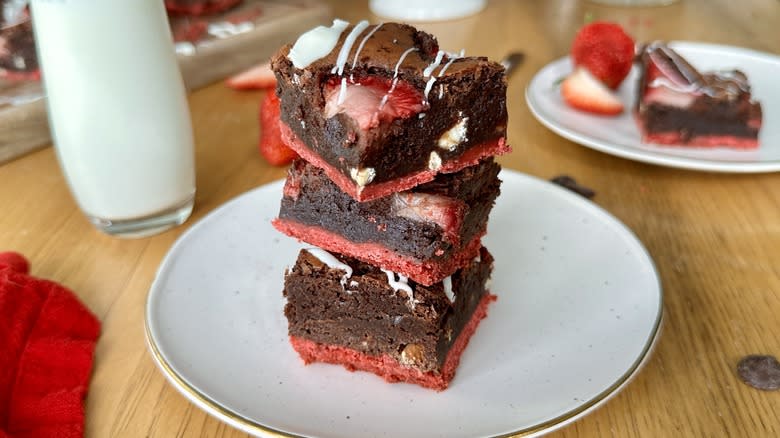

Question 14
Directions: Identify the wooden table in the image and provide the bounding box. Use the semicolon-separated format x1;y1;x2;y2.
1;0;779;436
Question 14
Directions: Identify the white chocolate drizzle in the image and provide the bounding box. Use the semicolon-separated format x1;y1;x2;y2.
423;50;465;102
337;77;348;105
423;50;445;77
437;49;465;77
379;47;419;110
382;269;416;308
442;276;454;302
331;20;369;76
350;23;383;81
288;19;349;69
423;76;437;100
305;247;353;287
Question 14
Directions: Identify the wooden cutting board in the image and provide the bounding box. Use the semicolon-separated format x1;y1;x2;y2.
0;0;330;165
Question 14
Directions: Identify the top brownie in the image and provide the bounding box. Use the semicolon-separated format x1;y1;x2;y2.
271;20;509;202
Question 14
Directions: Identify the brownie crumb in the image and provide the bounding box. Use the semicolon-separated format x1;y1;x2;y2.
737;355;780;391
550;175;595;199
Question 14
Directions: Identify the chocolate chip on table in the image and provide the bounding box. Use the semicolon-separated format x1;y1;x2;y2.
550;175;596;199
737;355;780;391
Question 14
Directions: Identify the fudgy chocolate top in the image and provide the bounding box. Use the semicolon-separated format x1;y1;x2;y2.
272;22;499;92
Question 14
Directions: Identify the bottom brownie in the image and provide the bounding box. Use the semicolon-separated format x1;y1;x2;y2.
283;246;495;391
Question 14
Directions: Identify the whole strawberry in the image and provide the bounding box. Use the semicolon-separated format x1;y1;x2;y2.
571;22;635;90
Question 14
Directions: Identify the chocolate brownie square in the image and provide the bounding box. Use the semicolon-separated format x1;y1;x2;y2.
270;21;510;201
283;246;495;391
635;41;762;148
273;157;501;286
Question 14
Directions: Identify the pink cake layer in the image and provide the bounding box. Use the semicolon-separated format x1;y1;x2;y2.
280;122;510;202
635;114;760;149
289;293;497;391
272;218;485;286
641;132;759;149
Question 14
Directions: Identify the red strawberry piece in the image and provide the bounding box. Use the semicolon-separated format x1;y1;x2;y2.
0;251;30;274
259;91;297;166
323;76;425;131
571;21;635;89
561;67;624;115
226;61;276;90
391;193;466;244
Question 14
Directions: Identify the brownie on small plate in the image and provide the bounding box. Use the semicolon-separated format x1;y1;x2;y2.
270;21;510;201
283;247;495;391
635;41;762;148
273;158;501;286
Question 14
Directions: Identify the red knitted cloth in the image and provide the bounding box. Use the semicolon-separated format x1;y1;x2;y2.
0;252;100;438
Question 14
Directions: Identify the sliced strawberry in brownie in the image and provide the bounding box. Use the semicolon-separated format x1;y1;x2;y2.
635;42;762;148
323;75;426;131
271;21;510;202
273;158;500;286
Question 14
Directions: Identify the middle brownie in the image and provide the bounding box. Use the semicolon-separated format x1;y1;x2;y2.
273;158;501;286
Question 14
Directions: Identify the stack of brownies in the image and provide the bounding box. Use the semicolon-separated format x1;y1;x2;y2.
269;20;510;390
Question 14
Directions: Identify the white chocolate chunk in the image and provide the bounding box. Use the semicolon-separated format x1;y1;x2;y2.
437;115;469;151
428;151;442;171
350;167;376;187
442;276;455;302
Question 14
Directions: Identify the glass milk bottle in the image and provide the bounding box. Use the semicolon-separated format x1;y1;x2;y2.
30;0;196;238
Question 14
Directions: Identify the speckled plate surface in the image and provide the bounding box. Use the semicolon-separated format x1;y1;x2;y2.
526;42;780;173
145;170;663;437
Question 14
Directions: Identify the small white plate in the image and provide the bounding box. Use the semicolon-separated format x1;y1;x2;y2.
145;171;663;438
526;42;780;173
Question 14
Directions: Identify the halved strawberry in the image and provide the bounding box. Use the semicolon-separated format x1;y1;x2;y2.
561;67;624;115
226;61;276;90
323;76;425;131
259;91;297;166
571;21;635;89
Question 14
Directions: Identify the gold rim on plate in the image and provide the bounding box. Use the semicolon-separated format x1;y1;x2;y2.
144;309;663;438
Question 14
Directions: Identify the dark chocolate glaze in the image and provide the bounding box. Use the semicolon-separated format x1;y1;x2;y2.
271;22;507;186
283;247;493;373
278;158;501;261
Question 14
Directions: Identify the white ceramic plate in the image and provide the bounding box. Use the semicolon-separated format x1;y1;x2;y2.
526;42;780;173
145;171;663;438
